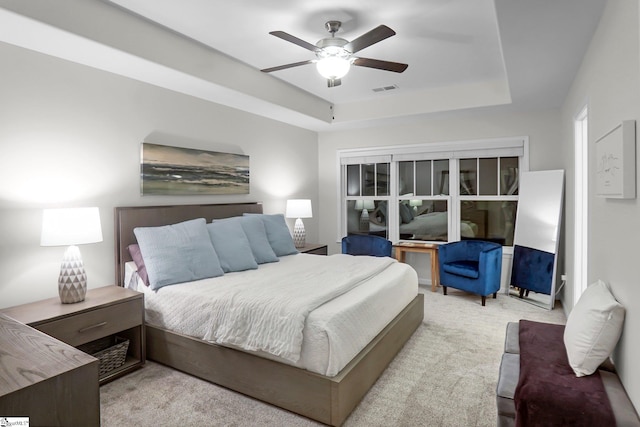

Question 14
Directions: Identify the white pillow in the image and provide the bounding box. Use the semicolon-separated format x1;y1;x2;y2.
563;280;625;377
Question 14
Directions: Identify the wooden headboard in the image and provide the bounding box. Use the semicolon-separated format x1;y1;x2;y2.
114;202;263;286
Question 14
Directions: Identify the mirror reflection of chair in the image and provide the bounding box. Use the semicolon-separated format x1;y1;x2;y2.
341;234;392;257
438;240;503;306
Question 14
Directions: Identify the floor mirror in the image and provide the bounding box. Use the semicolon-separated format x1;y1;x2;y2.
508;170;564;310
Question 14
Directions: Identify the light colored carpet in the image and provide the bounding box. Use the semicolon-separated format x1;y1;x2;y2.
100;287;566;426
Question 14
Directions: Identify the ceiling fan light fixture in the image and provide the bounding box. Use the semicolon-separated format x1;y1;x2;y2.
316;45;351;80
316;56;351;79
263;21;407;86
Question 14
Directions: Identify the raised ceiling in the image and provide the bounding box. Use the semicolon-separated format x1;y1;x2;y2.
112;0;506;103
0;0;606;130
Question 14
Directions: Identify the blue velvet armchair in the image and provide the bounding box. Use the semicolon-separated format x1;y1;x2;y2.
342;234;392;257
438;240;503;306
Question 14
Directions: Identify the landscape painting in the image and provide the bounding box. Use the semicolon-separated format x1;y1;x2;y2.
141;143;249;195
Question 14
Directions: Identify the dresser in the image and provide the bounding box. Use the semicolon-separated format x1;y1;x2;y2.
0;313;100;426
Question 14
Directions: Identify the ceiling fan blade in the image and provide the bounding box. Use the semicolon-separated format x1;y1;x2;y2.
261;60;314;73
353;57;408;73
344;25;396;54
269;31;321;52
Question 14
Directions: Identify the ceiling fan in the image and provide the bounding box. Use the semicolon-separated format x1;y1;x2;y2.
261;21;408;87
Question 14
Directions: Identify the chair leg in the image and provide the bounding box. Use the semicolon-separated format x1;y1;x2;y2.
481;295;486;306
443;286;447;295
493;292;497;299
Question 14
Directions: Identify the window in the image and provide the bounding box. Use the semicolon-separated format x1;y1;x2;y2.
345;162;391;238
339;138;528;247
458;156;519;246
397;160;449;241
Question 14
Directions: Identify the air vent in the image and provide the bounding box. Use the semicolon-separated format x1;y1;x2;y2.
372;84;399;93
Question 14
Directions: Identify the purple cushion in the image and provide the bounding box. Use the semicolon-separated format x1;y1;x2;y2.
128;244;149;286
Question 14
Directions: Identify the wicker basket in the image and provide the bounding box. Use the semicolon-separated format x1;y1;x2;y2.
78;336;129;377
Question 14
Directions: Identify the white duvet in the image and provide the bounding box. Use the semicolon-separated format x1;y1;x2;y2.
127;253;418;376
202;254;395;362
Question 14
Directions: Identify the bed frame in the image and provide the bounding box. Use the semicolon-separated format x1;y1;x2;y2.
114;203;424;426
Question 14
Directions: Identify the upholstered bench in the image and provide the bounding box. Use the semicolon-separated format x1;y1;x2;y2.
497;280;640;426
497;321;640;427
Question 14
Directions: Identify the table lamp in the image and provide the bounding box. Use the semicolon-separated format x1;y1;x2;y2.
41;207;103;303
355;200;375;230
286;199;312;248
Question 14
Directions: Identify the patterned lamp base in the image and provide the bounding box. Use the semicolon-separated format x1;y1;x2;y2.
359;208;370;232
293;218;306;248
58;245;87;304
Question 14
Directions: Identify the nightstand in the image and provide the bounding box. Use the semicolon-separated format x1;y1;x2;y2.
299;243;328;255
1;285;145;384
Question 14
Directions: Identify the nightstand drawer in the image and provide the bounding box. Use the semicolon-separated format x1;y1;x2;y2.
34;299;142;347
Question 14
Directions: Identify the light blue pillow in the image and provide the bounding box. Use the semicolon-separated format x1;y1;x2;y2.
399;203;413;224
235;216;278;264
244;213;298;256
134;218;224;290
207;219;259;272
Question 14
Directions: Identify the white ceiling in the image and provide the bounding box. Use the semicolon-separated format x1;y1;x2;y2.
110;0;507;106
0;0;606;130
107;0;607;126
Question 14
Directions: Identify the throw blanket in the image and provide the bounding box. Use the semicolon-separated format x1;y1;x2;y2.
514;320;615;427
203;254;395;363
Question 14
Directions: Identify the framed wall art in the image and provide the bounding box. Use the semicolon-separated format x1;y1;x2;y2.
595;120;636;199
140;142;249;195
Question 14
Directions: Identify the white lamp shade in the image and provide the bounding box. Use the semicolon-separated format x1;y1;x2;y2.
410;199;423;207
355;200;375;211
286;199;312;219
41;207;103;246
316;56;350;79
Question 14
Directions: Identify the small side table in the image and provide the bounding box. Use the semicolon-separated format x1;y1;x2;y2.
393;242;440;292
1;285;145;384
299;243;328;255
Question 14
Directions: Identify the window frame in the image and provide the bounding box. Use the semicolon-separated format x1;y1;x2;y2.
337;137;530;253
573;104;589;306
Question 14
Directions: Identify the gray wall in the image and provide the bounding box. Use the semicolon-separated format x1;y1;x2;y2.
560;0;640;409
0;41;319;308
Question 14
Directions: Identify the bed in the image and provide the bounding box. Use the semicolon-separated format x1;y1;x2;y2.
114;202;424;426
